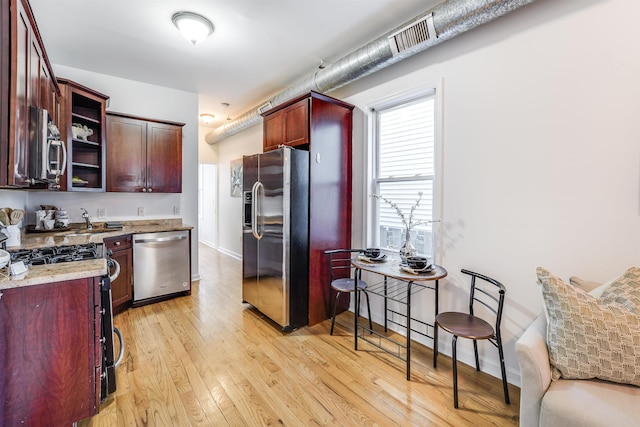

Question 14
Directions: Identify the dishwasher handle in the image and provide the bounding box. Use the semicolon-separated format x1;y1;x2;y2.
134;234;188;244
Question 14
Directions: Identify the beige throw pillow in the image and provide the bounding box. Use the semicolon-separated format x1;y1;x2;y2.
537;267;640;387
599;267;640;314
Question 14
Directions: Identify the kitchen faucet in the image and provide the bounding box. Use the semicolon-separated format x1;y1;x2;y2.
81;208;93;230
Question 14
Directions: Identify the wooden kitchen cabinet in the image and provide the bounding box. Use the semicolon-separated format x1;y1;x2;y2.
106;112;184;193
58;78;109;192
261;91;354;325
105;234;133;314
1;0;60;188
0;277;102;425
263;98;309;151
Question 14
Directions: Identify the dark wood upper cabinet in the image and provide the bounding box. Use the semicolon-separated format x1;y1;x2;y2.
57;79;109;192
0;0;8;186
261;91;354;325
263;98;310;151
106;112;184;193
1;0;59;188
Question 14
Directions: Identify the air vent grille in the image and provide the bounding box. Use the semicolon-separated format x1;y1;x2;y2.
257;102;273;114
388;13;436;56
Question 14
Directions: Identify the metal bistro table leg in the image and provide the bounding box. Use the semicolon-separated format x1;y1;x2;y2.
384;276;388;332
354;267;359;351
433;279;439;368
406;280;413;380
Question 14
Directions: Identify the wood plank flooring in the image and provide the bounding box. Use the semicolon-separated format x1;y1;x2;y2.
80;244;520;426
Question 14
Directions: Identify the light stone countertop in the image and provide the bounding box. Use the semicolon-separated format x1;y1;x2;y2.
0;218;193;290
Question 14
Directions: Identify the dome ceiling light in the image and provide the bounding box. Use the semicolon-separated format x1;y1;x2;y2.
200;114;215;125
172;11;214;45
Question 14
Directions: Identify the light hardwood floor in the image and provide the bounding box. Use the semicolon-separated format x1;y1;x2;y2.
80;244;520;426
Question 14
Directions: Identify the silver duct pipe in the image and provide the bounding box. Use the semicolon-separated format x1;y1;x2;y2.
205;0;536;144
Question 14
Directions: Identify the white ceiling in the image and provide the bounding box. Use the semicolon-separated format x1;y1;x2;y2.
29;0;440;128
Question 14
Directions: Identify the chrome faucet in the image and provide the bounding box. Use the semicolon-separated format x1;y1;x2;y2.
81;208;93;230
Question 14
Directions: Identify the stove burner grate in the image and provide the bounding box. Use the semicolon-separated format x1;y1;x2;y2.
9;243;104;265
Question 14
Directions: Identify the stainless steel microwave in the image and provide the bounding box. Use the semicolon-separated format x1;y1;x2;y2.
28;107;66;184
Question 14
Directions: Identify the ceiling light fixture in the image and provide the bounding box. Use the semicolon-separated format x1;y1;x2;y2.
172;11;214;45
200;114;215;125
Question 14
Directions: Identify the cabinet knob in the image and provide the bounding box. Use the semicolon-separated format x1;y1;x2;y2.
142;188;146;192
148;188;153;192
115;241;121;246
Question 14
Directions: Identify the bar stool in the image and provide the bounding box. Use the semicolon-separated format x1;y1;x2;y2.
433;269;509;408
324;249;372;335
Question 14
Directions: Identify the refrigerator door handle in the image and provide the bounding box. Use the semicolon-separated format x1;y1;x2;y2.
251;181;264;240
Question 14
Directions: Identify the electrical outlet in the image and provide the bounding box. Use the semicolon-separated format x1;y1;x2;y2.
97;208;106;219
173;206;180;215
137;207;145;216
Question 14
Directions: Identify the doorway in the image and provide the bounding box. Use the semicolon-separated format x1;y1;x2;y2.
198;163;217;248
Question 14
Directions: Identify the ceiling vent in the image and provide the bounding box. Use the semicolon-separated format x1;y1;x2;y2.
388;13;436;56
257;102;273;115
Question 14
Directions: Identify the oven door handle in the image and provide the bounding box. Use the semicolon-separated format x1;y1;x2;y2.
108;258;121;282
113;327;125;368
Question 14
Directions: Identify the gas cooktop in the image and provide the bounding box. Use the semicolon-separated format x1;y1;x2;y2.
9;243;104;265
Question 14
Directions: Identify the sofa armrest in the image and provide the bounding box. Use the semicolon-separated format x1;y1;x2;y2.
515;314;552;427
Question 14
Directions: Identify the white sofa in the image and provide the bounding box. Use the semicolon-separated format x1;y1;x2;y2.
515;314;640;427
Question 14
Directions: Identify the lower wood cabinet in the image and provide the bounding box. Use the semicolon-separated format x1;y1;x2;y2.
0;277;101;425
105;234;133;314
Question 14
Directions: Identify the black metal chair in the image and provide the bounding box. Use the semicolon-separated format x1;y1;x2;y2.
324;249;372;335
433;269;509;408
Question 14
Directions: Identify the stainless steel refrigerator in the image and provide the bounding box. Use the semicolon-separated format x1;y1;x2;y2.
242;147;309;330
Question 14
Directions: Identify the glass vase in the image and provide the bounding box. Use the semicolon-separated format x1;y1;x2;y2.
399;228;416;264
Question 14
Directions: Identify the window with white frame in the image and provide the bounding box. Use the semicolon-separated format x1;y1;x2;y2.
371;91;437;258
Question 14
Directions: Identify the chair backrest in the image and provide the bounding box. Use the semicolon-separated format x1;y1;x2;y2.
324;249;364;282
461;269;507;337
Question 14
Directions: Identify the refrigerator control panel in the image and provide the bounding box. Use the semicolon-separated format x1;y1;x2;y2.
243;191;252;227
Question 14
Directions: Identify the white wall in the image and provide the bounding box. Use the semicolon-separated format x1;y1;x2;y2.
214;0;640;385
213;125;262;258
0;191;27;214
199;124;218;165
27;66;201;279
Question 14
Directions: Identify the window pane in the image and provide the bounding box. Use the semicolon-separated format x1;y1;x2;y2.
377;181;433;257
373;93;436;259
378;97;435;178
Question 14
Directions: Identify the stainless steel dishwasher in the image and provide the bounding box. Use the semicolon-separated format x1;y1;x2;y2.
133;230;191;304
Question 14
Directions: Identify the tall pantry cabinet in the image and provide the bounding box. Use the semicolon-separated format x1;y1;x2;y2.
261;91;354;326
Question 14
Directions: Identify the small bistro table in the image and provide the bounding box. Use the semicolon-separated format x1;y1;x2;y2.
351;258;448;380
